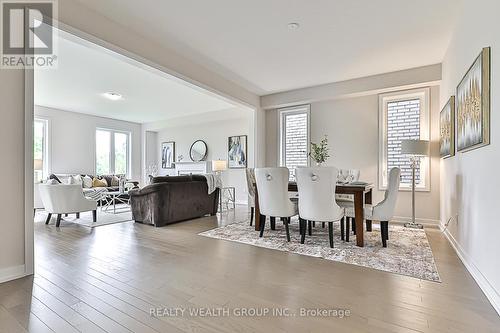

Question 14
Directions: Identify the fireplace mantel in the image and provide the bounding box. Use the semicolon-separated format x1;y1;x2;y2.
174;161;212;175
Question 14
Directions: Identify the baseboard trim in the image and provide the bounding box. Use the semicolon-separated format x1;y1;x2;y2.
441;225;500;316
0;265;26;284
392;216;440;228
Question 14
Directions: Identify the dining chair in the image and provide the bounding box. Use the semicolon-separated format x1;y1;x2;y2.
255;167;298;241
344;167;401;247
245;168;256;226
295;167;345;248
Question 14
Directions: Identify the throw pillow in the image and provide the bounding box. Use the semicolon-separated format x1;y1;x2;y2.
46;179;59;185
82;175;93;188
111;175;120;186
92;177;108;187
49;174;62;183
72;174;83;185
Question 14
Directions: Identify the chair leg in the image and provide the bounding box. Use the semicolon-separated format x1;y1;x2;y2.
322;222;325;228
366;219;372;232
300;219;306;244
45;213;52;225
259;215;266;237
308;221;312;236
381;221;388;247
345;218;350;242
270;217;276;230
33;208;36;217
92;210;97;223
328;222;334;248
352;217;356;234
250;207;254;226
284;217;291;242
56;214;62;227
340;217;345;241
76;212;80;219
312;221;315;227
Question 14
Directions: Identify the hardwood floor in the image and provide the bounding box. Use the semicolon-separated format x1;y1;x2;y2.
1;207;499;332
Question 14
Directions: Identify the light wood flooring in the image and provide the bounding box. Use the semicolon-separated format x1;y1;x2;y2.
0;207;499;332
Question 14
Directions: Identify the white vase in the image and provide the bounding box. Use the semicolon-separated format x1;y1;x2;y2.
315;162;323;167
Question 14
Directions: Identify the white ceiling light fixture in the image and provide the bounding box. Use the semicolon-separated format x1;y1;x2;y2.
102;92;123;101
287;22;300;30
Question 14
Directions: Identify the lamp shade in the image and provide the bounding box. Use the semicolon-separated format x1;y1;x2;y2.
34;159;43;170
212;160;227;172
400;140;429;156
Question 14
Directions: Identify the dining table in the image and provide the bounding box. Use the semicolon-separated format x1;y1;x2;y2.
253;181;374;247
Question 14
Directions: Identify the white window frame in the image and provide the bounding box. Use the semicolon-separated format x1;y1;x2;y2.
34;117;51;181
278;105;311;170
95;127;131;177
378;88;430;191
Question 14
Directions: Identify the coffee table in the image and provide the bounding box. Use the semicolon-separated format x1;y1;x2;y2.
102;191;130;214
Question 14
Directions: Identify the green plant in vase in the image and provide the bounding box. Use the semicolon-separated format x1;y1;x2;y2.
309;136;330;166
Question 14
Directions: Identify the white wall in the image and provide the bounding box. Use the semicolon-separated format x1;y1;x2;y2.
440;0;500;314
35;105;142;182
148;117;253;204
265;86;441;223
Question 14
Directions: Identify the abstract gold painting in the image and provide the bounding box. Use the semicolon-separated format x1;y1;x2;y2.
456;47;490;152
440;96;455;158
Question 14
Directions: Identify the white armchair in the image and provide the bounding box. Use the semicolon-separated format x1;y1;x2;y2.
39;184;98;227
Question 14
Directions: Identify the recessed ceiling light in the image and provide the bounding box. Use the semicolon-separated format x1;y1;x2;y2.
102;92;123;101
287;22;300;30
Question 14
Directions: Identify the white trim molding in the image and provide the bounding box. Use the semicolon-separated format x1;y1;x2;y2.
0;265;26;284
391;216;440;228
378;87;431;192
441;225;500;316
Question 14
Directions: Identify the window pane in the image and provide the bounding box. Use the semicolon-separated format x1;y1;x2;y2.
386;99;420;185
284;112;308;180
96;130;111;175
34;120;46;182
114;132;128;175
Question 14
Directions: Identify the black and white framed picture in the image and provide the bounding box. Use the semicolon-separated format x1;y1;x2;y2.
228;135;247;168
161;141;175;169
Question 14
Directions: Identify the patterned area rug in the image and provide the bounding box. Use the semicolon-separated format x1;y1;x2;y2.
199;220;441;282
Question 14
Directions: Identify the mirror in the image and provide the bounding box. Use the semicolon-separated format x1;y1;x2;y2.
189;140;208;162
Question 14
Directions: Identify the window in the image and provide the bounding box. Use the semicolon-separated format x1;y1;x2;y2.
95;128;131;176
279;105;310;180
379;88;430;190
34;118;49;182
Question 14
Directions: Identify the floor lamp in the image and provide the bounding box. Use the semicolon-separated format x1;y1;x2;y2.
400;139;429;229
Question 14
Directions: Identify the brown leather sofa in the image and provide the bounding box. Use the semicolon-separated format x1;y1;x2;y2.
129;175;219;227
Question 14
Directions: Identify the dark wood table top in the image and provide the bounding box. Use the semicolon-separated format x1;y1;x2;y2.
287;182;374;193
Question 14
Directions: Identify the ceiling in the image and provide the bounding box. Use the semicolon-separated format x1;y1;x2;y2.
35;31;243;124
75;0;462;95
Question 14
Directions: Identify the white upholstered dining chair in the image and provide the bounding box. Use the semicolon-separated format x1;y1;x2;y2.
245;168;256;226
255;167;298;241
295;167;345;248
344;167;400;247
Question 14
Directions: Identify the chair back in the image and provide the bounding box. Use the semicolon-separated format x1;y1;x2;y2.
245;168;256;207
373;167;401;220
39;184;96;214
255;167;295;217
296;167;343;222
